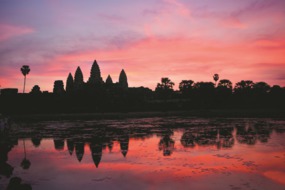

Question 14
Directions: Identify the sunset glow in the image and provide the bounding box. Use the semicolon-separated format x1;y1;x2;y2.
0;0;285;92
6;130;285;189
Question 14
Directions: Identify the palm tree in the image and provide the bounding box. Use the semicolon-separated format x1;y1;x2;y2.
213;74;219;86
156;77;175;91
21;65;30;93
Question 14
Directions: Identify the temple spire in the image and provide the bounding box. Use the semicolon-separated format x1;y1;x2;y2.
106;75;113;84
88;60;103;85
74;66;84;91
66;73;74;93
119;69;128;89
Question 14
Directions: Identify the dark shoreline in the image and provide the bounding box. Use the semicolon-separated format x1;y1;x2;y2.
3;109;285;122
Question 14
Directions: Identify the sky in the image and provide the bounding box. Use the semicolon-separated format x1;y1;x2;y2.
0;0;285;92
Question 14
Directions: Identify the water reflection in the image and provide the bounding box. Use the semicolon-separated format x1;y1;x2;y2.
158;129;175;156
0;130;17;178
236;122;273;145
90;138;103;167
0;117;285;189
217;127;234;149
7;177;32;190
1;118;284;163
21;139;31;170
119;135;129;158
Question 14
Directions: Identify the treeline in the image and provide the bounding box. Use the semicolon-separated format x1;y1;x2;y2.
0;76;284;114
154;77;285;110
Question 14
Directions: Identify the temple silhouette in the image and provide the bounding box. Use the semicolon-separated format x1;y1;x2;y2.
0;59;285;115
54;60;128;95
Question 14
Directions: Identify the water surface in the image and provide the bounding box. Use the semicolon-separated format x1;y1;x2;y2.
1;117;285;190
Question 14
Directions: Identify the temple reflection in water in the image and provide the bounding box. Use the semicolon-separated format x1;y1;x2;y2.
1;117;285;190
1;118;283;168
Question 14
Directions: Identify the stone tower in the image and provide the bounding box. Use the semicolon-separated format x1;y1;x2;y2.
66;73;74;93
53;80;65;94
106;75;113;85
74;66;84;91
119;69;128;89
88;60;103;85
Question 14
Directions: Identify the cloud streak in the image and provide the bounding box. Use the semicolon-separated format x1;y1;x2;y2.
0;24;34;41
0;0;285;91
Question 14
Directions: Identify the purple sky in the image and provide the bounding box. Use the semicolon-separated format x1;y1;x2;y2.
0;0;285;92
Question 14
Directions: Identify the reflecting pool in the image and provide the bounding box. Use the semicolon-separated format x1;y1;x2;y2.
1;117;285;190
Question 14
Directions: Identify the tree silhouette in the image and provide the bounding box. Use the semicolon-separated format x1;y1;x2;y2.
218;79;232;89
30;85;41;95
193;82;215;106
179;80;194;95
217;79;233;100
270;85;282;94
156;78;175;91
155;78;175;99
269;85;284;100
253;82;270;95
20;65;30;93
234;80;254;94
213;74;219;86
194;82;215;93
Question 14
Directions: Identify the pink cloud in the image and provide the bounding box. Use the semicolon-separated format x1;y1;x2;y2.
163;0;191;16
1;33;284;92
222;17;247;29
1;1;285;93
251;39;285;49
0;24;35;41
40;35;284;91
